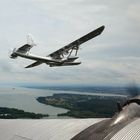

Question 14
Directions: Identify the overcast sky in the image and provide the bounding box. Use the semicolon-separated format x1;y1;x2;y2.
0;0;140;87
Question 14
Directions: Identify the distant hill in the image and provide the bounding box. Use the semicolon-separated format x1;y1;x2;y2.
23;85;131;95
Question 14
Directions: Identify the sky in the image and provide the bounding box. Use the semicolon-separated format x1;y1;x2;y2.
0;0;140;87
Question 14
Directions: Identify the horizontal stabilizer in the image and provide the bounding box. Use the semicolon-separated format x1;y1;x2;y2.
25;61;42;68
17;44;32;54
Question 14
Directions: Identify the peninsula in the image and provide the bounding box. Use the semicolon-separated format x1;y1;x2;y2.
37;93;125;118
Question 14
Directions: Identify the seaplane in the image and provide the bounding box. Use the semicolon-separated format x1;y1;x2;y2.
10;26;105;68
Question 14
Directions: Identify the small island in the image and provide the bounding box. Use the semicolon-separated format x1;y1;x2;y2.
0;107;49;119
37;93;125;118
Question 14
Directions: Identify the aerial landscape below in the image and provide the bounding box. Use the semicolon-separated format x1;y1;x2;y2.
37;93;126;118
0;86;129;119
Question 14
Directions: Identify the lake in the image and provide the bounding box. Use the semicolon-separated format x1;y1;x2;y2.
0;87;69;118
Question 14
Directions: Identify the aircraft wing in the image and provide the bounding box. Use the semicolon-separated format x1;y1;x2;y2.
25;61;43;68
48;25;105;59
0;118;140;140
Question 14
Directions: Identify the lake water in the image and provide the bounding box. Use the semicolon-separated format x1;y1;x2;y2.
0;87;126;119
0;87;69;118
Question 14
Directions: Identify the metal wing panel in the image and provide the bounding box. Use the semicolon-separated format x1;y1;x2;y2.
48;26;105;59
110;119;140;140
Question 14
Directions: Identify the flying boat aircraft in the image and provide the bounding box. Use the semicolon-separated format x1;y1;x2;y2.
10;26;105;68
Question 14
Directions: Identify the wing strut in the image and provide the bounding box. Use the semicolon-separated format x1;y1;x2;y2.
25;61;43;68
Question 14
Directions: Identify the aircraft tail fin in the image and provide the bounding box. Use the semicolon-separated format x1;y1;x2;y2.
27;34;37;47
25;61;42;68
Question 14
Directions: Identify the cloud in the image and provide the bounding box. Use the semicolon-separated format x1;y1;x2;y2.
127;3;140;25
0;0;139;86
